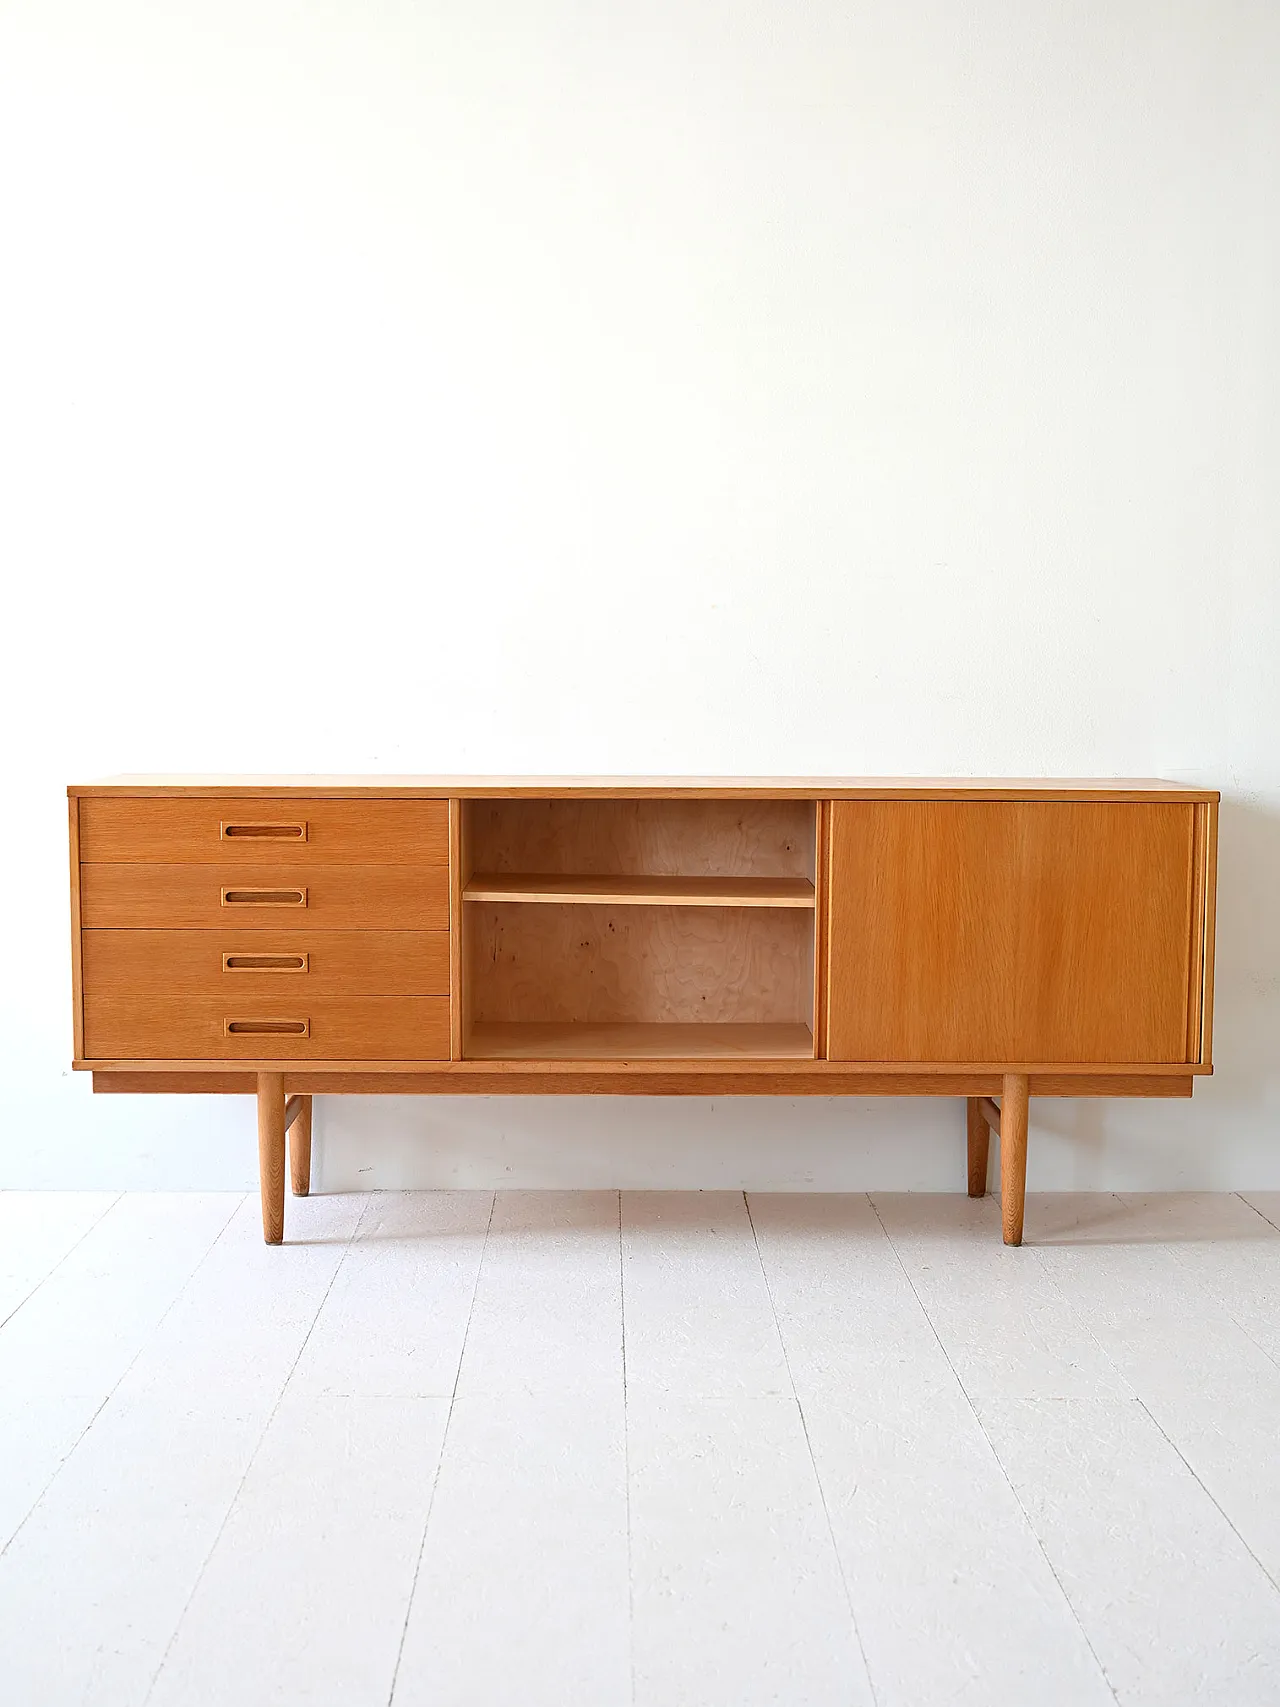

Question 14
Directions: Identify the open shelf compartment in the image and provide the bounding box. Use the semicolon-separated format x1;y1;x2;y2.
460;800;820;1061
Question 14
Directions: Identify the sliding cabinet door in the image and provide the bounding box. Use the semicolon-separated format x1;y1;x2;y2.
825;801;1200;1064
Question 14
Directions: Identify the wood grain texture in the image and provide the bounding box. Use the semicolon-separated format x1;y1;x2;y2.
1000;1073;1030;1245
70;776;1220;801
463;873;816;907
68;762;1217;1252
80;864;448;930
467;901;814;1029
1200;801;1218;1066
81;929;449;996
827;801;1198;1064
78;797;448;865
68;796;84;1060
289;1095;312;1195
256;1072;285;1244
467;798;816;878
449;798;464;1060
1187;803;1208;1062
458;799;475;1055
978;1096;1002;1133
467;1021;814;1060
78;1054;1200;1077
813;801;830;1055
83;994;449;1061
90;1069;1196;1097
966;1098;989;1197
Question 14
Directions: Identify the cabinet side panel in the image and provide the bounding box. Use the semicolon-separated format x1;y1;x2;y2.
827;801;1197;1064
449;799;463;1059
1200;800;1218;1066
815;801;831;1057
69;796;84;1060
1186;803;1207;1062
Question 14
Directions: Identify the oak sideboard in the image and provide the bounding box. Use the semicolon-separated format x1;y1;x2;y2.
68;777;1218;1246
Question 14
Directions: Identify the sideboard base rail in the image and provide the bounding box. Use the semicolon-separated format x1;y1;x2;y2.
87;1069;1196;1097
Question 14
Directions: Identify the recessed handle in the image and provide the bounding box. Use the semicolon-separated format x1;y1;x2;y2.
221;821;308;842
221;887;307;908
225;1017;310;1037
223;952;309;974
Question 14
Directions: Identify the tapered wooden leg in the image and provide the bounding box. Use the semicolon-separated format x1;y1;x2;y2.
290;1095;312;1197
966;1098;990;1196
1000;1073;1029;1246
257;1072;286;1245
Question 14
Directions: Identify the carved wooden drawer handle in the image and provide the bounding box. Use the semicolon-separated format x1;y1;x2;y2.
220;822;308;842
225;1018;310;1036
223;953;309;974
221;887;307;908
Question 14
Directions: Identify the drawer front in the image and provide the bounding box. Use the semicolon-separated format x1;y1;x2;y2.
80;864;448;930
81;930;450;996
83;994;449;1061
78;798;448;866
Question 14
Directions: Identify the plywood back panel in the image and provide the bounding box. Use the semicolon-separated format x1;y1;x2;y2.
468;902;814;1026
467;799;815;879
826;801;1197;1064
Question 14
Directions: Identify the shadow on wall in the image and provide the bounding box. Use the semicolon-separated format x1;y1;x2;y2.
313;1093;965;1196
1029;794;1280;1190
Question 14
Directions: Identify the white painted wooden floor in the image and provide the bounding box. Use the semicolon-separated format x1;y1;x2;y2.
3;1190;1280;1705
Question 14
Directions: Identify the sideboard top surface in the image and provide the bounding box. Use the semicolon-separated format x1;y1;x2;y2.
69;776;1220;802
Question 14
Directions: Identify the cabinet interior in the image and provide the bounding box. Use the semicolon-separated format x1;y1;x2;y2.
462;799;819;1059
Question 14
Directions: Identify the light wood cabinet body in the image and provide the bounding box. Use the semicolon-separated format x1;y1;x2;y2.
68;778;1218;1245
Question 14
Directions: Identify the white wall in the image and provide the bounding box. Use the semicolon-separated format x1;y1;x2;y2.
2;0;1277;1192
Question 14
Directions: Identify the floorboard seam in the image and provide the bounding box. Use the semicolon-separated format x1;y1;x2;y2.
140;1191;366;1705
0;1191;244;1565
743;1191;880;1707
385;1188;497;1707
1102;1192;1280;1394
868;1194;1121;1706
1029;1207;1280;1620
1134;1395;1280;1600
0;1191;124;1336
619;1189;637;1707
1238;1191;1280;1237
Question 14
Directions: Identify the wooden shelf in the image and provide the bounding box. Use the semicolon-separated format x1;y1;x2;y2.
466;1022;816;1061
463;873;816;909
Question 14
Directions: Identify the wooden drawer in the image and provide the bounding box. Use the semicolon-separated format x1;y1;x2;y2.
81;930;450;996
83;993;449;1061
78;798;448;867
80;864;448;930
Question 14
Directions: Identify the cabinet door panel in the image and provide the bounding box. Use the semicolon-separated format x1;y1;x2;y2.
826;802;1196;1064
